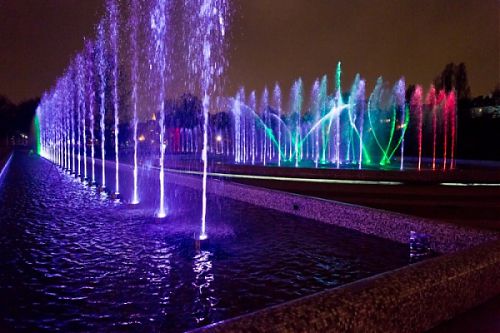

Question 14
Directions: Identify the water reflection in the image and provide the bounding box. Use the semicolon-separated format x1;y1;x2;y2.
0;153;412;332
148;242;173;319
192;250;217;326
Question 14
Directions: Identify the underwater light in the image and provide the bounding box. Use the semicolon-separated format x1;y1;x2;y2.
156;208;167;219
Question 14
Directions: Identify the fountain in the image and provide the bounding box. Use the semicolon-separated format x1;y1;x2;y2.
184;0;229;240
69;74;76;174
334;63;342;168
411;85;424;170
76;55;83;178
35;0;458;237
248;90;256;164
272;84;282;166
97;21;107;190
290;80;303;167
85;40;97;185
260;87;269;165
130;0;140;204
109;0;120;195
232;90;241;163
150;0;169;218
81;56;88;182
223;67;456;171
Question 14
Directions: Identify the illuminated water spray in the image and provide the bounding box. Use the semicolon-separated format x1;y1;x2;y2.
443;92;449;171
64;92;70;170
130;0;140;204
272;83;282;166
436;90;446;169
394;78;406;171
81;60;88;182
85;41;96;184
334;62;342;168
76;55;83;178
448;91;457;170
346;75;363;169
319;75;328;164
311;79;320;166
97;22;107;189
443;90;457;171
109;0;120;195
356;79;366;169
412;85;424;170
34;108;41;156
261;87;269;165
69;71;75;173
232;91;241;163
58;97;61;165
186;0;229;239
425;85;437;170
239;87;246;163
290;79;303;167
249;90;256;165
150;0;169;218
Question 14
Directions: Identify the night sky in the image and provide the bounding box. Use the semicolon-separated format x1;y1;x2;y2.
0;0;498;103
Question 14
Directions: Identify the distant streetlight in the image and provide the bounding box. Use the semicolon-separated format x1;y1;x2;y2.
215;134;223;154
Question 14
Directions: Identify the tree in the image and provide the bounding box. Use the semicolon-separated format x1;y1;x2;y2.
0;95;15;144
212;111;231;130
434;62;471;101
16;98;39;133
405;84;416;103
491;84;500;105
174;93;202;128
0;95;39;147
455;63;471;100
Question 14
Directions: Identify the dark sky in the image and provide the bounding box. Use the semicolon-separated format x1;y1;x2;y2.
0;0;498;103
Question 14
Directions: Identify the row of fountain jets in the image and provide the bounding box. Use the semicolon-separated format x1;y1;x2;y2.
226;67;456;171
37;0;228;240
36;0;456;239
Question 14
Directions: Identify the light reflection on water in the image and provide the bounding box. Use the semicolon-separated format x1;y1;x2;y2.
0;153;411;332
193;250;216;325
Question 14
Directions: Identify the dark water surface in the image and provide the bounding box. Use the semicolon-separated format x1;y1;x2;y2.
0;153;411;332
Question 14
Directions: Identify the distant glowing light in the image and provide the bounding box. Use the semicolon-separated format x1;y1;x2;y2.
138;134;146;142
440;182;500;187
163;167;404;186
216;135;222;142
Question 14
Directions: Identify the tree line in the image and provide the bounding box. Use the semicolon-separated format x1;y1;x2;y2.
0;95;39;146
